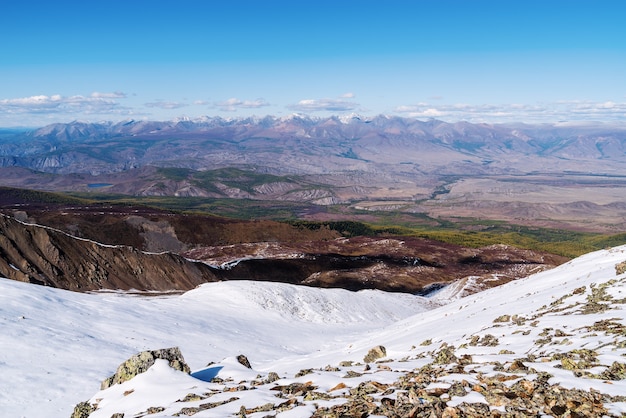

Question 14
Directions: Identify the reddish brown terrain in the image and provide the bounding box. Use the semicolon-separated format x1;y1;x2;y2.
0;189;567;295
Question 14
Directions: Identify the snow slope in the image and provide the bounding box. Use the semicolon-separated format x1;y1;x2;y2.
0;279;432;417
2;246;626;417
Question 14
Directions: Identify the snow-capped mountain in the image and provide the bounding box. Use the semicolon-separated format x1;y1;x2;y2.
1;116;625;176
1;117;626;234
2;246;626;417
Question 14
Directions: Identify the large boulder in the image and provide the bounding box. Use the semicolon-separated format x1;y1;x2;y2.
100;347;190;390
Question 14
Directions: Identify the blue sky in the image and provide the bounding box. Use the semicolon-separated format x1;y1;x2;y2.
1;0;625;127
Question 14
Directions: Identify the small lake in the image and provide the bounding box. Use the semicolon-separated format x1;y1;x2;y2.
87;183;113;188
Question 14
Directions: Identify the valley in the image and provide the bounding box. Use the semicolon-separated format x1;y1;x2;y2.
0;117;625;417
1;116;625;296
1;116;625;235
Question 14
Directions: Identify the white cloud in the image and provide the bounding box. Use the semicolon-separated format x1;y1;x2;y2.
144;101;188;109
215;98;270;112
0;92;130;116
288;98;359;112
340;92;355;98
393;100;626;123
91;91;126;99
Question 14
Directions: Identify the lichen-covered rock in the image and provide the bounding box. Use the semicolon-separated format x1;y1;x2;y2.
70;401;95;418
295;368;314;377
363;345;386;363
493;314;511;323
599;361;626;380
433;345;458;365
100;347;190;390
310;397;376;418
264;371;280;383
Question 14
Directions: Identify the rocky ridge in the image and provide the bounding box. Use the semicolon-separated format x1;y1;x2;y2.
0;213;218;291
73;246;626;417
187;237;566;294
0;207;566;295
3;117;626;176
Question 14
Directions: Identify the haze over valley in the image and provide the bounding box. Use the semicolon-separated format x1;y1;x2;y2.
2;1;626;417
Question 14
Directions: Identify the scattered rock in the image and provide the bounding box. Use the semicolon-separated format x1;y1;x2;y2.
493;314;511;323
507;359;528;372
434;345;458;364
236;354;252;369
264;371;280;383
271;381;317;396
70;401;95;418
363;345;386;363
599;361;626;380
329;382;347;392
295;368;314;377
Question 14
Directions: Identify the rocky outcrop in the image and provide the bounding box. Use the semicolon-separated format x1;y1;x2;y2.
0;210;567;294
0;190;567;295
72;348;192;417
363;345;386;363
100;347;190;390
0;214;219;292
77;344;626;418
70;401;95;418
198;238;567;294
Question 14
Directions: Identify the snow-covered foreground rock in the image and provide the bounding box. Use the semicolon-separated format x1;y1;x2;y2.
0;278;431;417
2;246;626;417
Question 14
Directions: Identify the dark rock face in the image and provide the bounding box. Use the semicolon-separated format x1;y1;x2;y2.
236;354;252;369
0;192;567;295
100;347;191;390
201;237;567;295
0;214;219;292
0;210;567;295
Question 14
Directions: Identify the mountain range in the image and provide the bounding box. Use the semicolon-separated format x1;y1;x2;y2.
2;116;626;177
2;116;626;232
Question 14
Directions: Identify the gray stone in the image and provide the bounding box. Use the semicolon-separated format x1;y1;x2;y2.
237;354;252;369
70;401;95;418
100;347;190;390
363;345;386;363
